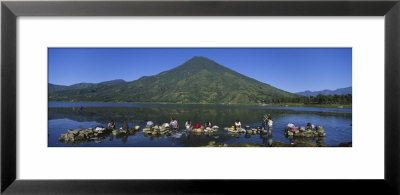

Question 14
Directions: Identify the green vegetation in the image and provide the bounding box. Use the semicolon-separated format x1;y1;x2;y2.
271;94;352;105
265;103;351;108
49;57;298;104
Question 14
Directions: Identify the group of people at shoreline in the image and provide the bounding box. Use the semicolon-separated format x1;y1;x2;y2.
106;114;275;132
108;116;318;136
145;118;179;129
286;122;316;130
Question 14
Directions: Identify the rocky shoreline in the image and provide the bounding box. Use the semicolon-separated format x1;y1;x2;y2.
58;127;138;144
57;123;340;147
224;126;269;135
284;126;326;138
142;125;174;136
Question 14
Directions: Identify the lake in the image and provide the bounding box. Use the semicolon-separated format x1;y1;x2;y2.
48;102;352;147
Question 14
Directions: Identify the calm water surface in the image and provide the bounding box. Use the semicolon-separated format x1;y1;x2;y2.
48;102;352;147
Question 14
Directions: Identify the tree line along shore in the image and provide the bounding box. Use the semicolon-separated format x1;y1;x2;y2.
270;94;352;106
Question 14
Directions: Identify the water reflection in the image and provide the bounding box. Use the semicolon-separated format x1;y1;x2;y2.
286;135;326;147
48;104;351;147
268;129;273;147
49;105;350;129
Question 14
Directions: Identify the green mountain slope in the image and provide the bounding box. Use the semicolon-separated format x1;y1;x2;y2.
49;57;298;104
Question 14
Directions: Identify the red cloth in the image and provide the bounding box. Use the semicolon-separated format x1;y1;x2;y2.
194;124;201;129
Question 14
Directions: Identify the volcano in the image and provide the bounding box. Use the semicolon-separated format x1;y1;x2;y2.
49;56;298;104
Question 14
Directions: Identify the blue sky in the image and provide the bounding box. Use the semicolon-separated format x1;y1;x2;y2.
48;48;352;93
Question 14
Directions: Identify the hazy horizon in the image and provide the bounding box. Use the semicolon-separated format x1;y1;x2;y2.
49;48;352;93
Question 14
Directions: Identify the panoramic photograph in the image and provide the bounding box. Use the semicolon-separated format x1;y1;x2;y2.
48;48;352;147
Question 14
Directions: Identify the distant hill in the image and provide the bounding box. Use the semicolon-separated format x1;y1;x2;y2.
49;57;298;104
296;87;352;97
49;80;126;92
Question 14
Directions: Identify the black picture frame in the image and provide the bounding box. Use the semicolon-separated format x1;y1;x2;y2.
1;0;399;194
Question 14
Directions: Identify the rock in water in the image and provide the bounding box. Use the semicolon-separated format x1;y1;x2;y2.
143;128;151;133
76;134;86;141
285;126;326;138
67;133;75;142
59;133;67;141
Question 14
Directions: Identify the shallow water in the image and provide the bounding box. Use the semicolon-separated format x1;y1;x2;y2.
48;102;352;147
